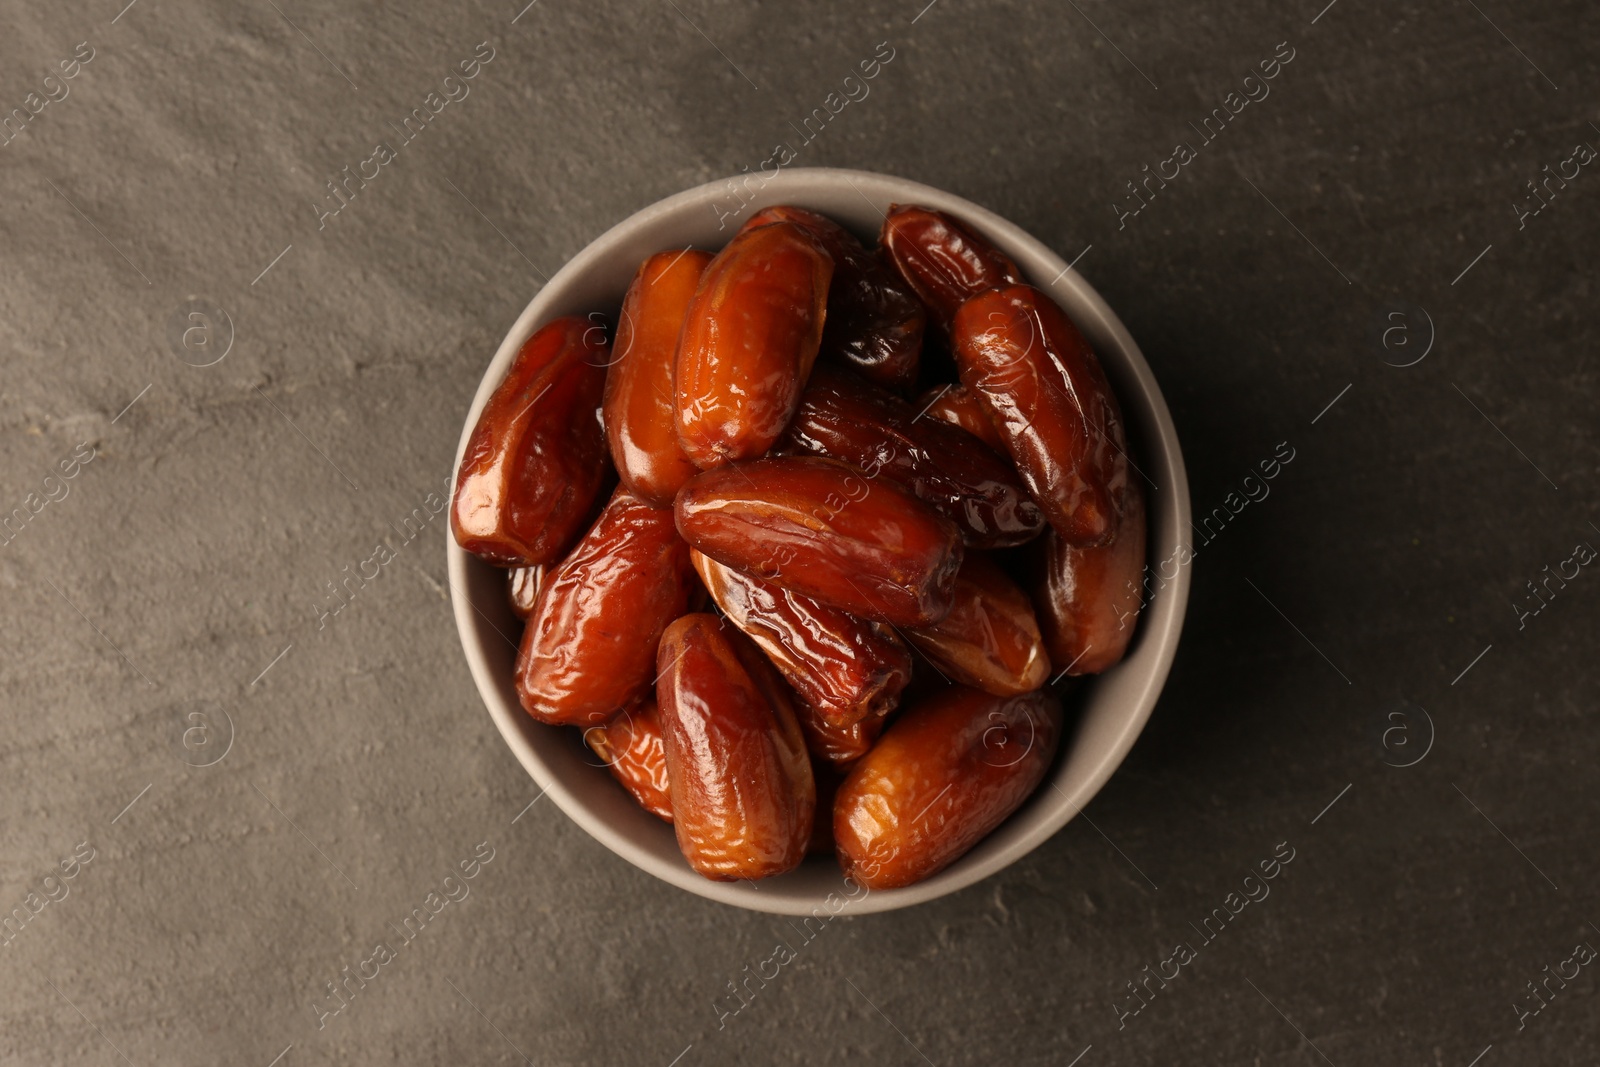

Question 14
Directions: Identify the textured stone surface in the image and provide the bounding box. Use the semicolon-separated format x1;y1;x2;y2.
2;0;1597;1063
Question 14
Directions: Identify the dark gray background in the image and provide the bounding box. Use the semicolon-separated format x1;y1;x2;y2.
3;0;1596;1063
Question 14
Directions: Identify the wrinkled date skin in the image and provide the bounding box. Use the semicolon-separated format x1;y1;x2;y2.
835;686;1062;889
915;383;1007;454
656;614;815;880
692;551;911;727
675;222;833;468
880;205;1023;335
782;364;1044;549
452;316;610;566
583;700;674;822
798;701;887;765
604;249;714;506
952;285;1129;546
675;455;964;628
1032;480;1147;676
516;488;697;726
744;205;924;393
907;554;1050;696
507;565;544;620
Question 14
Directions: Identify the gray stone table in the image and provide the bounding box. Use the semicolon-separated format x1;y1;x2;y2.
2;0;1597;1063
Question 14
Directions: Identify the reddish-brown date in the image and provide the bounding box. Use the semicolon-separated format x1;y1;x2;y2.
507;564;543;620
674;455;964;628
655;614;815;880
604;249;713;506
452;316;610;566
781;364;1044;548
952;284;1129;546
583;699;673;822
675;222;832;468
915;383;1007;454
1032;480;1147;676
744;205;924;393
692;550;911;727
835;686;1062;889
907;554;1049;696
798;701;887;765
880;205;1023;334
516;488;697;726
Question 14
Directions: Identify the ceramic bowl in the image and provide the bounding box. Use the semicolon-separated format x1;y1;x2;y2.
447;167;1190;915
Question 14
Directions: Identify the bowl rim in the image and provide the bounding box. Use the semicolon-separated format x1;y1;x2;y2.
447;166;1190;915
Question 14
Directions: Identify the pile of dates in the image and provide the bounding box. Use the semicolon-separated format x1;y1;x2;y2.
452;203;1145;890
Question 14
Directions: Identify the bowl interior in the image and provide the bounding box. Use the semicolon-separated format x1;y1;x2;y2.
448;167;1190;915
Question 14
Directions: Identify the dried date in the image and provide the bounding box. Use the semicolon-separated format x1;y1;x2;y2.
675;222;832;468
604;249;713;506
675;455;963;627
452;316;610;566
951;284;1128;545
835;686;1062;889
692;550;910;727
656;614;815;880
515;488;697;726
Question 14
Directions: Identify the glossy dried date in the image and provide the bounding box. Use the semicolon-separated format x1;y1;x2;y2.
675;455;964;627
583;700;673;822
603;249;713;506
507;564;543;620
914;383;1007;454
781;364;1044;549
907;554;1049;696
880;205;1023;334
797;701;886;765
952;284;1129;545
835;686;1062;889
744;205;923;392
675;222;832;468
515;488;697;726
692;550;911;727
1032;480;1147;676
656;614;815;880
452;316;610;566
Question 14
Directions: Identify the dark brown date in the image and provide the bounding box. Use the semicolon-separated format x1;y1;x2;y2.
1032;480;1147;675
507;564;543;620
744;205;924;393
907;554;1049;696
835;686;1062;889
781;364;1044;549
583;700;673;822
692;550;910;727
604;249;713;506
675;222;832;468
952;284;1129;546
797;701;886;765
880;205;1023;334
915;383;1007;454
808;763;843;856
515;488;697;726
674;455;964;628
656;614;815;880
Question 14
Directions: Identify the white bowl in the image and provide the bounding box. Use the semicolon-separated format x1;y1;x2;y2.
448;167;1190;915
